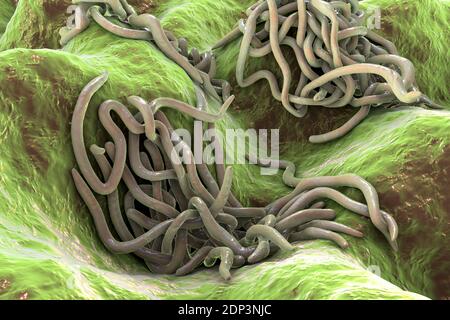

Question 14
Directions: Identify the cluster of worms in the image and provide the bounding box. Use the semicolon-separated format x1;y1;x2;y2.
66;0;399;280
214;0;441;143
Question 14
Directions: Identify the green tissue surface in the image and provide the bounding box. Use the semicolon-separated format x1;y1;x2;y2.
0;0;448;300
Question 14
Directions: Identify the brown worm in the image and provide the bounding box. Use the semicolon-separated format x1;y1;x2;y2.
290;227;349;249
296;220;364;238
176;245;213;276
275;209;337;231
71;72;128;196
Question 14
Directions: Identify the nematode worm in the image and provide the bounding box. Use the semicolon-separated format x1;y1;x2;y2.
66;0;403;280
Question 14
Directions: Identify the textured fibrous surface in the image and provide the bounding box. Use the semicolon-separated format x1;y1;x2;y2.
0;0;449;299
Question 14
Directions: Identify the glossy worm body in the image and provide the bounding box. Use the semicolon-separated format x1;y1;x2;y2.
67;0;402;280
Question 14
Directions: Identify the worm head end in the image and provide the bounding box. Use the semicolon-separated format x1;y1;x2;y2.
420;95;445;109
127;95;148;106
175;270;184;276
148;99;158;112
403;91;423;104
71;168;80;180
309;135;322;144
101;71;109;80
220;95;235;114
203;257;217;268
341;241;350;249
222;272;232;281
147;131;158;142
189;196;205;209
224;166;233;175
104;141;115;156
86;72;109;92
89;144;105;155
389;240;399;252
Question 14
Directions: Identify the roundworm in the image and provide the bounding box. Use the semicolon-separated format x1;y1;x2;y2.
245;225;294;251
278;186;397;245
281;176;387;233
146;230;188;274
290;227;349;248
88;6;152;41
296;0;307;46
308;106;370;143
126;208;159;230
209;167;233;214
149;95;235;123
223;207;266;218
176;245;213;276
71;72;127;196
71;168;173;254
212;26;242;49
296;220;364;238
162;209;198;254
127;96;156;141
275;209;336;231
128;13;203;83
105;141;181;218
129;132;177;181
247;239;271;264
190;197;253;257
267;0;299;116
300;63;422;104
204;247;234;280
